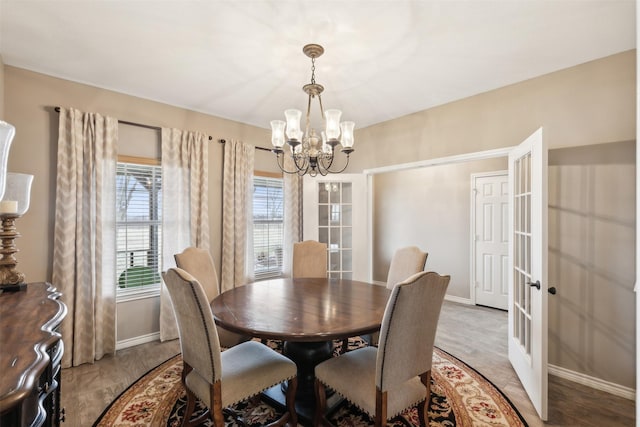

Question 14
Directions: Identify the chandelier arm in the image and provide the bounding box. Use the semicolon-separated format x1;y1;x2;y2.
296;155;310;176
274;151;306;175
294;152;312;176
317;163;329;177
293;152;307;170
298;166;310;177
323;151;351;174
317;153;334;172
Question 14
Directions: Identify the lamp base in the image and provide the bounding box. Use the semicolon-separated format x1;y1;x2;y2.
0;282;26;292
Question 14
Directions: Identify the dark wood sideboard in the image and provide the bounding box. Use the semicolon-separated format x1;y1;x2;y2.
0;283;67;426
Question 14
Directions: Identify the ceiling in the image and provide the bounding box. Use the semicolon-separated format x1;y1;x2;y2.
0;1;636;131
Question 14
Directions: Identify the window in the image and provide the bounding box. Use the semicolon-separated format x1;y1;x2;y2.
116;159;162;294
253;175;284;279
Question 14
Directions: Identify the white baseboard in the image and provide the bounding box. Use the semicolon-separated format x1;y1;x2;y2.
444;294;473;305
116;332;160;351
549;364;635;401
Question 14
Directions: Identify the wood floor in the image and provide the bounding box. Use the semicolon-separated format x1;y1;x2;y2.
61;301;635;426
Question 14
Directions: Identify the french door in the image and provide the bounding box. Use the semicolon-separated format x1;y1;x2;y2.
508;128;548;420
302;174;368;281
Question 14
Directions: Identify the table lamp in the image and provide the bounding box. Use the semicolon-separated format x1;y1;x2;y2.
0;173;33;291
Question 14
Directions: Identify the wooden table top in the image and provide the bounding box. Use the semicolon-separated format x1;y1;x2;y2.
211;277;391;342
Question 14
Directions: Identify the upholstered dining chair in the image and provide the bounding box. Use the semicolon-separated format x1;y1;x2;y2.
313;271;450;427
174;247;251;348
162;268;298;427
386;246;428;289
292;240;328;278
364;245;429;347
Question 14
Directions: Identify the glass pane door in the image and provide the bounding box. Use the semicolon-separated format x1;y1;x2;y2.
318;182;353;279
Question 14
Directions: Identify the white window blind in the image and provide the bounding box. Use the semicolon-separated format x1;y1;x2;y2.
116;161;162;292
253;176;284;279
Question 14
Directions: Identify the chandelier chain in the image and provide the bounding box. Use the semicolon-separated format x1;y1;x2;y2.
311;57;316;85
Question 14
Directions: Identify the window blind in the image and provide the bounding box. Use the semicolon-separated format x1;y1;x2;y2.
116;162;163;290
253;176;284;279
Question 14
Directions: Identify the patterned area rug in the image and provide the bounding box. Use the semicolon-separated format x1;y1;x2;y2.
94;339;527;426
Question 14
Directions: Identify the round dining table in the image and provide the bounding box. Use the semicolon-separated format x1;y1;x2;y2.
211;277;391;423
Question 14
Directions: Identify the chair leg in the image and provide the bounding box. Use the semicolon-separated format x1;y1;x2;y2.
374;388;387;427
314;378;327;427
265;377;298;427
211;381;225;427
181;363;198;427
418;371;431;427
286;377;298;427
341;338;349;354
181;387;197;427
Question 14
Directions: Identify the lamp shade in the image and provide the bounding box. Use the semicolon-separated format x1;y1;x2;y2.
0;122;16;202
340;121;355;148
324;109;342;140
270;120;286;148
284;109;303;141
0;173;33;215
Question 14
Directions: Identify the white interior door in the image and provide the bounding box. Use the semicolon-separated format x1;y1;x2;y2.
472;172;508;310
508;127;548;420
302;174;368;281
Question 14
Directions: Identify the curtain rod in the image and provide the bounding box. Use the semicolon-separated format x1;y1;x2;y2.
54;107;213;141
217;139;272;152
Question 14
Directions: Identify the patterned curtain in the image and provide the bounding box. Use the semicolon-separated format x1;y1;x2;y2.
282;155;302;277
159;128;209;341
52;107;118;368
220;139;254;292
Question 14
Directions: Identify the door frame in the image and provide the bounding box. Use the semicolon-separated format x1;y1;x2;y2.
469;170;508;306
364;147;515;284
302;173;369;281
364;147;515;283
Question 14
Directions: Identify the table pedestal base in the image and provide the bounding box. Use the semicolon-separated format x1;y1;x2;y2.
261;340;340;426
283;340;332;400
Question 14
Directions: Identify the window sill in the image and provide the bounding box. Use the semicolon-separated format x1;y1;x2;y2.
254;273;284;281
116;285;161;303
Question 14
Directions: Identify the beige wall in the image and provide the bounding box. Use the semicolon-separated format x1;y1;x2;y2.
0;55;5;119
372;157;507;298
349;50;635;173
4;65;277;285
549;141;635;388
361;50;636;389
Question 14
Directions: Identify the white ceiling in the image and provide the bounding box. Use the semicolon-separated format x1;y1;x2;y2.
0;1;636;131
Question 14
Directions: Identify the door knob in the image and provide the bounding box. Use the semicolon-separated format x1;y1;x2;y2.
527;280;541;290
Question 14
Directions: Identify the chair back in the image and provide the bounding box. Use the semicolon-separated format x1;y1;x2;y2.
175;247;219;302
162;268;222;383
376;271;450;392
386;246;428;289
292;240;328;278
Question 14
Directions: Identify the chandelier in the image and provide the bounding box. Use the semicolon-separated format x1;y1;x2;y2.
270;44;354;177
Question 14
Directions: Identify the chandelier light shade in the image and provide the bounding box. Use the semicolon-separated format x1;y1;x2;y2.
270;44;355;177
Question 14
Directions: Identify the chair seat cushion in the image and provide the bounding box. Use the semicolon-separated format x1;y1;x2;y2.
315;346;426;419
186;340;297;407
